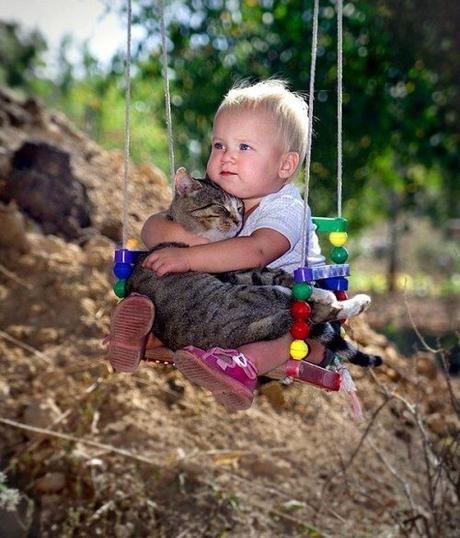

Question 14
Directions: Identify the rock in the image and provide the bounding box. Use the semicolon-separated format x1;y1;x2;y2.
33;327;60;346
83;235;113;268
414;352;439;380
0;201;29;252
426;413;447;435
23;399;61;439
259;381;287;409
383;366;401;382
35;472;66;494
1;141;93;241
241;456;288;477
0;490;34;538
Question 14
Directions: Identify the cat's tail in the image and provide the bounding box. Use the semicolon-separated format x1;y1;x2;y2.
309;322;383;368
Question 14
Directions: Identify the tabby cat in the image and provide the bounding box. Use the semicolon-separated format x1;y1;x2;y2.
126;168;382;368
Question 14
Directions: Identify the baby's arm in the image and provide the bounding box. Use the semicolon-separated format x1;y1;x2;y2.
143;228;290;275
141;211;210;248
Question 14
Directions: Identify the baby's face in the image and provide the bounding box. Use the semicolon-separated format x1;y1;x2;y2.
206;109;289;212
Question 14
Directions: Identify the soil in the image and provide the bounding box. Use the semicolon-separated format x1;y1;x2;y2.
0;89;459;537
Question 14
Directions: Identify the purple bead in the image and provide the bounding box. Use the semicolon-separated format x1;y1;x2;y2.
294;264;350;283
114;249;146;263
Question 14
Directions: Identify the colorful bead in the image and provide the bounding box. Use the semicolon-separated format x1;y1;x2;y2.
126;238;140;249
113;262;133;279
330;246;349;263
294;263;350;283
290;339;310;360
290;321;310;339
291;301;312;320
292;282;313;301
113;279;127;298
335;291;348;301
321;276;349;291
329;231;348;247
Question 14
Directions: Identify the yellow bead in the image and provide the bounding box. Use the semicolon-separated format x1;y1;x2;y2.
329;231;348;247
127;238;140;249
289;339;310;360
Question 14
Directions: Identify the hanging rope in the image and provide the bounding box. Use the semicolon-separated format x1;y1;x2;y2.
337;0;343;217
159;0;176;183
121;0;133;248
300;0;320;267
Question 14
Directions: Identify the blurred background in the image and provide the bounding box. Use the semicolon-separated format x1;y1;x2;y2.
2;0;458;357
1;2;459;536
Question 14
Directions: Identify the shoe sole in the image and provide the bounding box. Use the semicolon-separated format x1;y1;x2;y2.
109;295;154;373
174;350;254;411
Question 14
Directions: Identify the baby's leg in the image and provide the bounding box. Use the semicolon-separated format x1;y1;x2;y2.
239;335;325;375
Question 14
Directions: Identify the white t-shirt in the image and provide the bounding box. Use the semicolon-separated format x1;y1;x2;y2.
238;183;325;273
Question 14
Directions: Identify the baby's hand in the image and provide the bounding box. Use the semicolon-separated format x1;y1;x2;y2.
143;247;191;276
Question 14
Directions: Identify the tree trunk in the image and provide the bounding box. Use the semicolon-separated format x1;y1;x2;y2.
387;192;401;293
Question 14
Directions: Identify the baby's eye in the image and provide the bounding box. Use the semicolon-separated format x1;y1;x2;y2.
213;142;224;150
239;143;251;151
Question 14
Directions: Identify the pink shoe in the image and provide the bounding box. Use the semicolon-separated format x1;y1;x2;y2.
173;346;258;411
107;293;154;373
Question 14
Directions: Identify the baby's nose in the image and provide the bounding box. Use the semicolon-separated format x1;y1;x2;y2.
222;149;236;162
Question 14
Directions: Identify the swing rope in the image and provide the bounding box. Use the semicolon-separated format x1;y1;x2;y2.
121;0;344;253
337;0;343;218
159;0;176;183
300;0;344;266
121;0;133;249
120;0;175;250
300;0;320;268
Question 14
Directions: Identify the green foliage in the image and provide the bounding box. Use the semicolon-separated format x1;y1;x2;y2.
123;0;458;227
1;0;459;230
0;21;47;90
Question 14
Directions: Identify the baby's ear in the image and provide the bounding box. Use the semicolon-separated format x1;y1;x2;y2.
174;167;201;196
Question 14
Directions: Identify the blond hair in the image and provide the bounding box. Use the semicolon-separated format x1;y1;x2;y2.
215;79;309;177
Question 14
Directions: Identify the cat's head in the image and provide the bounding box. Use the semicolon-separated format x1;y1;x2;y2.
168;167;244;241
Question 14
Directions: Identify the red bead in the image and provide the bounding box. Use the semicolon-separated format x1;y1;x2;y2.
290;301;312;320
290;321;310;339
335;291;348;301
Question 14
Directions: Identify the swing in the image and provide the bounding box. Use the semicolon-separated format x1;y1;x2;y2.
111;0;355;394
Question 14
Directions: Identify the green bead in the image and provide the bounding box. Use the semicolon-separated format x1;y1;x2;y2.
330;246;349;264
312;217;348;233
113;279;127;298
292;282;313;300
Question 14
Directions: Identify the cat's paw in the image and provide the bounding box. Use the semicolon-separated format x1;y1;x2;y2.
336;294;371;320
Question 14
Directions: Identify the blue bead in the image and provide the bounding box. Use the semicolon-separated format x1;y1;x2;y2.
113;262;133;279
319;277;349;291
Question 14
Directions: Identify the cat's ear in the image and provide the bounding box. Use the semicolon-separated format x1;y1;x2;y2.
174;167;201;196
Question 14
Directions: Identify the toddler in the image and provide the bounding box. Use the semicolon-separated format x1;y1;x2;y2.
109;80;327;410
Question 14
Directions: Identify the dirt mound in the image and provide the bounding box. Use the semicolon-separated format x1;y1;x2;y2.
0;89;458;537
0;86;171;243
